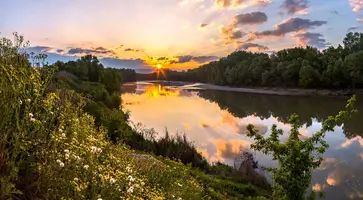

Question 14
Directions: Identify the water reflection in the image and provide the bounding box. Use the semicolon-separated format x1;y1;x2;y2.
122;83;363;200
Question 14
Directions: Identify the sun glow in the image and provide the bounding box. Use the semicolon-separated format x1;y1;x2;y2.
157;64;162;69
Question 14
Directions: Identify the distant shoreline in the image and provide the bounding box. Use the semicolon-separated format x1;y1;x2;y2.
127;81;363;96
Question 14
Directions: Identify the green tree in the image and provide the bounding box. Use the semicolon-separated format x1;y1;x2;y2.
299;60;320;88
345;50;363;90
101;68;121;93
343;32;363;55
246;96;357;200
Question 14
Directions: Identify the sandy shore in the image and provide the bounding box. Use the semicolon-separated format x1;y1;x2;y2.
181;83;361;96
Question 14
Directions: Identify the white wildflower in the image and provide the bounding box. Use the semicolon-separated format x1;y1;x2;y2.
30;118;36;122
178;198;182;200
110;178;116;184
50;111;54;115
97;147;102;153
97;198;102;200
65;154;69;160
177;183;182;187
74;178;78;181
61;133;66;137
59;162;64;167
128;175;135;182
26;98;31;103
83;165;89;170
64;149;69;154
141;181;145;186
29;113;33;118
91;146;97;153
19;100;22;105
126;165;132;173
127;186;134;193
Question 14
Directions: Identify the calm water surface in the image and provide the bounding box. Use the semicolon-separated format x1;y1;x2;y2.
122;82;363;200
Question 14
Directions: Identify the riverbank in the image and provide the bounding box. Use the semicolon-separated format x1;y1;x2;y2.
185;83;361;96
136;81;362;96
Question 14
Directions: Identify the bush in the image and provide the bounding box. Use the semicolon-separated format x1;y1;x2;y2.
0;34;211;199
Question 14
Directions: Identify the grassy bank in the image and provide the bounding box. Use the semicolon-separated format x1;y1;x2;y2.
0;35;270;199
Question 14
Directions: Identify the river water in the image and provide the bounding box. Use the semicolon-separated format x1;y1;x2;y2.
122;81;363;200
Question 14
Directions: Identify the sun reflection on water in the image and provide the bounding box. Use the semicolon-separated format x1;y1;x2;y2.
143;84;180;98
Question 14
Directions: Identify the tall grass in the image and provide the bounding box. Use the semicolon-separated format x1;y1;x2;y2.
0;34;211;200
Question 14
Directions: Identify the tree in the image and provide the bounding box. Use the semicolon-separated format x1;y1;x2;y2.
343;32;363;55
101;68;121;93
246;96;357;200
299;60;320;88
345;50;363;90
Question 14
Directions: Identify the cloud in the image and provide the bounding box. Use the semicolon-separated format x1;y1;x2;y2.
347;26;360;32
177;55;193;63
220;24;246;44
254;18;327;38
27;46;66;54
340;136;363;148
200;23;208;28
215;139;250;160
358;18;363;22
312;183;328;192
100;57;149;69
179;0;204;7
192;56;220;63
317;157;339;171
125;48;140;52
146;55;219;65
237;42;269;52
233;12;268;25
350;0;363;12
293;32;330;48
281;0;308;15
214;0;244;9
67;47;114;56
214;0;271;9
67;48;92;54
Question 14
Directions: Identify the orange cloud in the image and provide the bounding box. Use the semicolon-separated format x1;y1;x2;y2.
214;139;251;160
350;0;363;12
340;136;363;148
312;183;328;192
326;177;338;186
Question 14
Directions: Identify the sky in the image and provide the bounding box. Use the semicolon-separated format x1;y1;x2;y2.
1;0;363;71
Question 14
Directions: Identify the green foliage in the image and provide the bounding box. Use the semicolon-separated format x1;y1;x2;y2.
139;32;363;91
345;50;363;89
1;33;271;199
0;34;214;200
246;96;357;200
299;61;320;88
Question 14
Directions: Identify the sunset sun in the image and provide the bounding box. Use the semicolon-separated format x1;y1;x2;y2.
157;64;162;69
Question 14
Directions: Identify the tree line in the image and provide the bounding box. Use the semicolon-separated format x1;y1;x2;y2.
138;32;363;90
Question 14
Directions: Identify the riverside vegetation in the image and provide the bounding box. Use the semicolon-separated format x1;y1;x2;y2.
138;32;363;92
0;33;357;199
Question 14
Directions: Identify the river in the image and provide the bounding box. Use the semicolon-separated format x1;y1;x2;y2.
121;81;363;200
